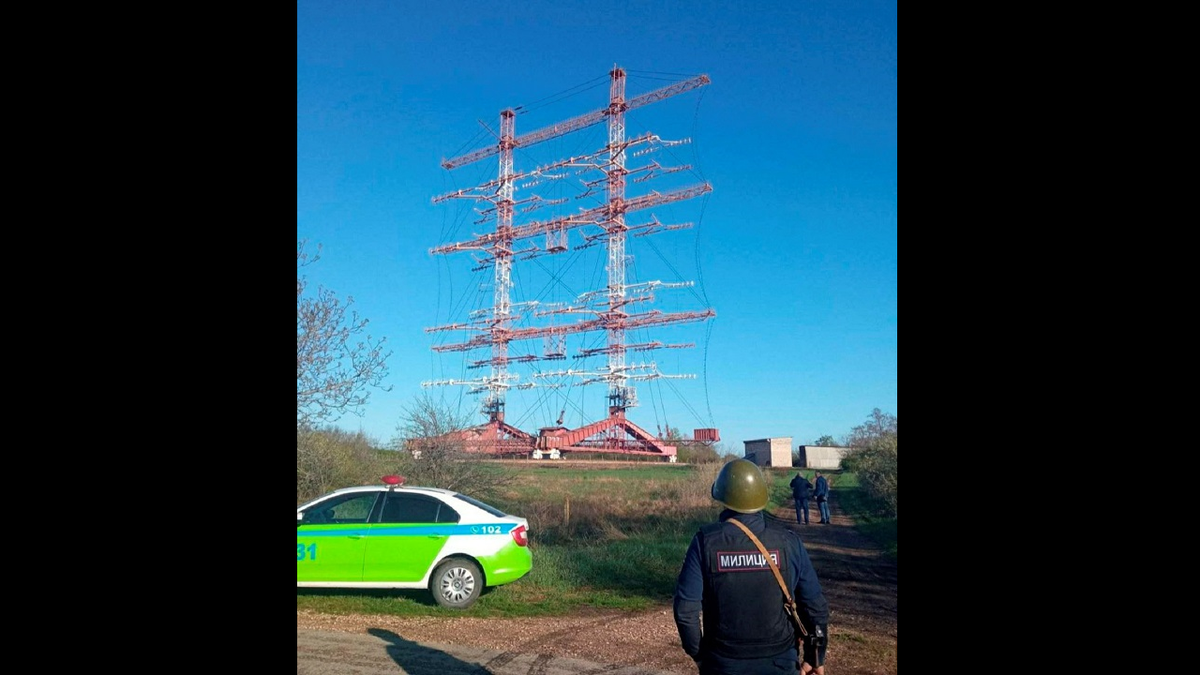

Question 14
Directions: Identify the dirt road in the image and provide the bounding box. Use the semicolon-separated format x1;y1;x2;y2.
298;627;677;675
297;490;897;675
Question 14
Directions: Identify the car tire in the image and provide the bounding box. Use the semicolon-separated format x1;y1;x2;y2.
430;558;483;610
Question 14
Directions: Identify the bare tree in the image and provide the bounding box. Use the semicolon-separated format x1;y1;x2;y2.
297;240;392;429
843;408;897;448
389;393;514;499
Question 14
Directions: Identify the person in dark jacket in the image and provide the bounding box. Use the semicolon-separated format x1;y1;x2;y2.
814;472;831;524
789;471;814;524
674;459;830;675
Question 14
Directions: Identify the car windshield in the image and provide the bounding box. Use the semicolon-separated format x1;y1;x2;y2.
453;493;507;517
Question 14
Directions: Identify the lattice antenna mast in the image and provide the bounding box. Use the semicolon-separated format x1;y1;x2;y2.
489;109;515;421
426;67;713;424
606;69;632;411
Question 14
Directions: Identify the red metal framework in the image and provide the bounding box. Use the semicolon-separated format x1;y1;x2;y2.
424;66;718;460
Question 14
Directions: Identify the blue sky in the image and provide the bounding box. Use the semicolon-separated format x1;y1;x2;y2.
297;0;896;453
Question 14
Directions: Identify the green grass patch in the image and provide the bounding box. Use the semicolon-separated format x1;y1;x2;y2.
298;463;896;617
824;471;897;559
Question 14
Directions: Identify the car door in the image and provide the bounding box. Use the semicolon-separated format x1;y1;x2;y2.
297;491;380;582
362;493;460;582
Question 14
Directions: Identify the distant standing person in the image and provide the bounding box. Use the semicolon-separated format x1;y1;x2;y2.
814;472;831;524
789;470;814;524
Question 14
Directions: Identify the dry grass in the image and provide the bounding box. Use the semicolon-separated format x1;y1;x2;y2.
499;463;724;544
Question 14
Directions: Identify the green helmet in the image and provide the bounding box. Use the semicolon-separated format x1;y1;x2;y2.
711;459;769;513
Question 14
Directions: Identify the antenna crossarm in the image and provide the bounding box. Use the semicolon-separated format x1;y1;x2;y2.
440;75;709;170
433;183;711;256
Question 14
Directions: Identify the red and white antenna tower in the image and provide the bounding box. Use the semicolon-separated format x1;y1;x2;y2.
424;66;720;460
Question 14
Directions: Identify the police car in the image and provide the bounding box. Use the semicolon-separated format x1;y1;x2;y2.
297;475;532;609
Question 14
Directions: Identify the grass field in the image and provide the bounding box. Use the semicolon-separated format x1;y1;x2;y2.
296;462;895;617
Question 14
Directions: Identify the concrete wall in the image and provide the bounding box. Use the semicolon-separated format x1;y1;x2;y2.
797;445;849;469
743;437;793;468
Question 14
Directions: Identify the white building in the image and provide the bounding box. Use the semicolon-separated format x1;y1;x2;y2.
743;437;793;468
796;445;849;469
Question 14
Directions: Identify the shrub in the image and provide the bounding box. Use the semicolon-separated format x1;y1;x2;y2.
840;408;897;518
296;427;389;504
676;442;721;464
841;435;897;517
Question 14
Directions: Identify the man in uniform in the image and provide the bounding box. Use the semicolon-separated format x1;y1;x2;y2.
673;459;830;675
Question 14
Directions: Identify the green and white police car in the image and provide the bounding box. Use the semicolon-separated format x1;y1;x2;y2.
297;475;532;609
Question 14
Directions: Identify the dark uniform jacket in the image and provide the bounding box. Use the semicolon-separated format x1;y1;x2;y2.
673;510;829;662
814;475;829;502
790;474;813;499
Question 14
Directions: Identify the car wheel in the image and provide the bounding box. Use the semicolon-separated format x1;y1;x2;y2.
430;558;482;609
